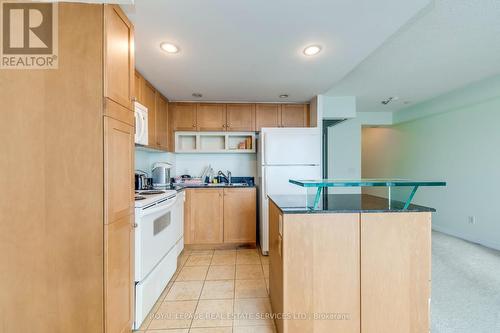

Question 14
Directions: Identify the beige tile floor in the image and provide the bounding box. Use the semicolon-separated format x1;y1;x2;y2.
136;248;274;333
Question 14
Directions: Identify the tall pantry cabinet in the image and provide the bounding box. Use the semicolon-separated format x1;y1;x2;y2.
0;4;135;333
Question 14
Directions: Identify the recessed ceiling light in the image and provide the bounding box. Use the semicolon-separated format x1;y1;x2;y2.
160;42;179;54
279;94;289;98
192;93;203;98
303;45;322;56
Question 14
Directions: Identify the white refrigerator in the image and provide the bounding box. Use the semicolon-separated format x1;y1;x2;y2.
257;128;322;255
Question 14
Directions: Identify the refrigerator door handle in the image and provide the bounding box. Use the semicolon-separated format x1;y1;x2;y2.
263;167;267;200
262;132;266;165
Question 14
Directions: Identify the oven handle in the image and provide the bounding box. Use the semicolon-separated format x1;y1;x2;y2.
142;197;177;216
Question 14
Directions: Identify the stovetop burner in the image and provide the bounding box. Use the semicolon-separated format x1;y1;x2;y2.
135;196;146;200
138;190;165;195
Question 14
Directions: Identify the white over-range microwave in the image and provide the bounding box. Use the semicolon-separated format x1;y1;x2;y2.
134;101;148;145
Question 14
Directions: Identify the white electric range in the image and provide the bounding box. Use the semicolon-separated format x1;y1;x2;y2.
133;189;185;329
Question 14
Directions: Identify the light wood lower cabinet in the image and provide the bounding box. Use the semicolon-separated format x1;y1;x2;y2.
268;201;432;333
361;213;431;333
223;188;257;243
104;214;134;333
184;188;257;245
269;201;360;333
186;188;224;244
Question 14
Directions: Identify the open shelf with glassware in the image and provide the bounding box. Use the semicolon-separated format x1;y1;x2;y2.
175;131;256;153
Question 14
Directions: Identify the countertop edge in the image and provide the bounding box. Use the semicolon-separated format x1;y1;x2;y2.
268;194;436;214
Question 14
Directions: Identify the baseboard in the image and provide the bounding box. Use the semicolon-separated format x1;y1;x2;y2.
432;224;500;251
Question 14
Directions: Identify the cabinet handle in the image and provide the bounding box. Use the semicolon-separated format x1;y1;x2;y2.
192;124;196;128
133;223;138;228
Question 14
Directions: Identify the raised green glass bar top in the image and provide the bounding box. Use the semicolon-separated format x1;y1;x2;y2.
289;178;446;210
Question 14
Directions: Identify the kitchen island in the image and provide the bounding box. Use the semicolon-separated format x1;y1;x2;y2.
268;180;445;333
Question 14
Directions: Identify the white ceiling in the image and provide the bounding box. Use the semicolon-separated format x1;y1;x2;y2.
326;0;500;112
123;0;430;103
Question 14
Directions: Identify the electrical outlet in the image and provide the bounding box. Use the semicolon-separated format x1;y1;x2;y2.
467;216;476;225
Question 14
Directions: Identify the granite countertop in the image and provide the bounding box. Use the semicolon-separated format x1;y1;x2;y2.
172;176;255;189
269;193;436;214
175;183;255;189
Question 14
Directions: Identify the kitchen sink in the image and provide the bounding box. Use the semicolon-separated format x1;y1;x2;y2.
206;182;249;187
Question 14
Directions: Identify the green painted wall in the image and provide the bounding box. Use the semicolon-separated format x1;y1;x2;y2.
363;91;500;250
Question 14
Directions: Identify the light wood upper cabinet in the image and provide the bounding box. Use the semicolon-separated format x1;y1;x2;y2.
197;103;226;131
170;102;311;133
104;116;134;225
104;214;134;333
223;188;256;243
104;5;134;110
142;80;157;148
256;104;280;131
156;94;169;150
134;71;144;104
187;189;224;244
226;103;255;131
280;104;309;127
172;103;197;131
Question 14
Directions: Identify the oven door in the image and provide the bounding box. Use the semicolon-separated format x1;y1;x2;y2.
135;195;177;282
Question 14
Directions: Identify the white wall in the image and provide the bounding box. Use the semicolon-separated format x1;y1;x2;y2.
134;148;176;176
327;119;362;193
362;93;500;250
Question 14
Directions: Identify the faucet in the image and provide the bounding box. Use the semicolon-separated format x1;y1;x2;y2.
218;170;232;184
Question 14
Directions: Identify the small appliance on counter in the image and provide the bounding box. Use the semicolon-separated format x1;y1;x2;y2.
152;162;173;187
135;170;153;190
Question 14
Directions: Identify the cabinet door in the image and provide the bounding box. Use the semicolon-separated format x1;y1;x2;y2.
268;200;284;333
226;103;255;131
189;189;224;244
361;212;431;333
104;116;134;225
168;102;176;151
156;94;169;151
256;104;280;131
197;103;226;131
134;71;144;104
173;103;197;131
223;188;256;243
104;116;134;333
104;214;134;333
142;80;157;148
280;104;309;127
104;5;134;110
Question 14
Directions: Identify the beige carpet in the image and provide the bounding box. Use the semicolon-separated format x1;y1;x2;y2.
431;231;500;332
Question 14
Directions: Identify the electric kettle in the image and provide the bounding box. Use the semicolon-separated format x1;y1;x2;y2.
152;162;172;186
